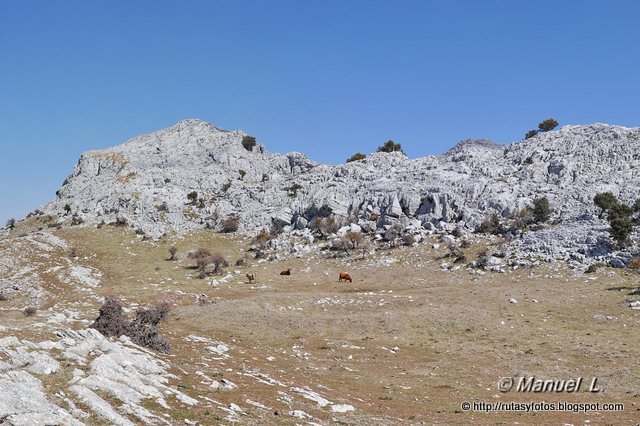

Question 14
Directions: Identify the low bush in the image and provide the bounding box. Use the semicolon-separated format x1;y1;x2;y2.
221;215;239;233
628;258;640;270
477;214;502;235
532;197;551;223
346;153;366;163
538;118;559;132
242;135;257;151
402;234;416;246
377;140;403;153
476;249;490;269
585;262;605;273
91;296;172;353
187;191;198;204
23;307;37;317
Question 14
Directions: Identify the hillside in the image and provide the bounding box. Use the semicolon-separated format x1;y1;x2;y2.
1;121;639;424
38;119;640;265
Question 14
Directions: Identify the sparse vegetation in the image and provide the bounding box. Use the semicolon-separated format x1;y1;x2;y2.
71;214;84;226
593;192;636;247
594;192;618;218
586;262;606;273
523;156;534;164
242;135;257;152
5;218;15;229
402;234;416;246
23;307;37;317
254;230;275;248
238;169;246;180
313;215;340;236
221;215;239;233
538;118;559;132
346;153;366;163
532;197;551;223
188;248;228;278
334;231;366;254
477;213;502;235
187;191;198;204
609;217;633;247
377;140;403;153
286;183;303;197
91;296;172;353
628;258;640;270
525;118;559;139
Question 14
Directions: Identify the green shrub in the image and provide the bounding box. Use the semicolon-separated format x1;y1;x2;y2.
187;191;198;203
377;140;402;153
610;217;633;247
594;192;618;218
346;153;366;163
525;130;538;139
242;135;257;151
608;203;634;221
538;118;559;132
532;197;551;223
523;156;534;165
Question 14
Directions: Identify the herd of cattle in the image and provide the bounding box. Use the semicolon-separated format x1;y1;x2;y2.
244;270;353;284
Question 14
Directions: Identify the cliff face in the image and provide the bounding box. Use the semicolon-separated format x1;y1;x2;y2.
43;120;640;250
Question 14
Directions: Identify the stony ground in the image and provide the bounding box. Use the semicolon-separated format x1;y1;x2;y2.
1;221;639;424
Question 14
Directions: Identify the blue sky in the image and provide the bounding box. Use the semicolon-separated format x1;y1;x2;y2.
1;1;639;224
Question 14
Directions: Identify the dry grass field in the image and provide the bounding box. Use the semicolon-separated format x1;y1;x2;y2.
1;223;639;424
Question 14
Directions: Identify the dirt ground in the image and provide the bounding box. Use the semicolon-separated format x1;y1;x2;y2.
1;224;639;424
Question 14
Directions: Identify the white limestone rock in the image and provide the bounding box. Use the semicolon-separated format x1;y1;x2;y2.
38;120;640;263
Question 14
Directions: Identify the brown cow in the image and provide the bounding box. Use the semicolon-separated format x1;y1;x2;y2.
338;272;353;283
280;268;291;276
246;273;256;283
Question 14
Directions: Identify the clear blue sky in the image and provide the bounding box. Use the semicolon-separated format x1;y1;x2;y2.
1;1;639;224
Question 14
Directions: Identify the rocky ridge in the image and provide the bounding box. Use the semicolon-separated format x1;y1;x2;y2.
38;119;640;264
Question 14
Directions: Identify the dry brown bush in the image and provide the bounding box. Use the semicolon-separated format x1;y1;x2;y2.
91;296;172;353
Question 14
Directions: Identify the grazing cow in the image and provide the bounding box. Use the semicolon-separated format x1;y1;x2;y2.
280;268;291;276
338;272;353;283
246;273;256;283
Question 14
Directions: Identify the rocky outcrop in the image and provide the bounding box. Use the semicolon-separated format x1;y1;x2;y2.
40;119;640;261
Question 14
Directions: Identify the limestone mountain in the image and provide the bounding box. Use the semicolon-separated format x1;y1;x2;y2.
41;119;640;261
